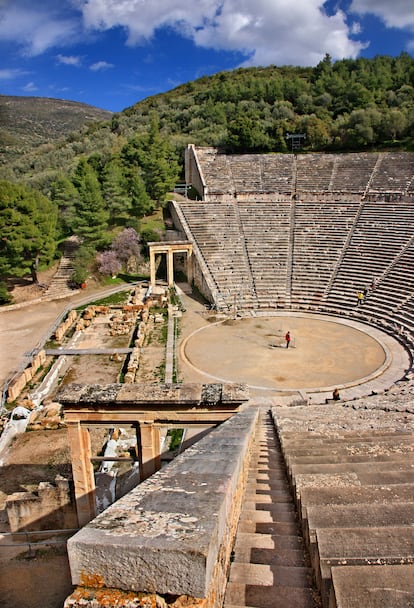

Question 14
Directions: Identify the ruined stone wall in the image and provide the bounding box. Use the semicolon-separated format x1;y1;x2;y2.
6;475;78;533
55;309;78;342
7;350;47;403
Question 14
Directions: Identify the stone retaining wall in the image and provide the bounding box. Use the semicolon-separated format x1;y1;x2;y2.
64;406;258;608
6;349;47;402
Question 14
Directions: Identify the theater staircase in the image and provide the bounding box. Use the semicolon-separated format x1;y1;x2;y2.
44;236;80;299
225;409;320;608
226;406;414;608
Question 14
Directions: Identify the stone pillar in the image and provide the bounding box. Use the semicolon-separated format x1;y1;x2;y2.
167;250;174;287
150;249;156;288
186;248;193;286
66;421;97;527
138;422;161;480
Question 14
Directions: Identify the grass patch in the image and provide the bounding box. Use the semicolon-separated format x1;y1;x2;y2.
167;428;184;451
140;208;165;234
76;291;130;308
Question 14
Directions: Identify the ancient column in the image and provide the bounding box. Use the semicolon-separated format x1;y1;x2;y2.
138;422;161;480
186;247;193;285
167;249;174;287
150;249;156;288
66;421;97;526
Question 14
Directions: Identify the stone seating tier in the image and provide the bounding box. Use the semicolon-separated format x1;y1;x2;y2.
272;405;414;608
193;148;414;197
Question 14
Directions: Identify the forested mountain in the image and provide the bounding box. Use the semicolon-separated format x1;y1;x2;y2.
0;96;112;168
1;53;414;298
2;53;414;190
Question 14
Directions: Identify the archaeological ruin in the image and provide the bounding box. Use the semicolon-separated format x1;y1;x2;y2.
1;146;414;608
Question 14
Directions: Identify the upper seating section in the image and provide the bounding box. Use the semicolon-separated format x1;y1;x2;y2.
190;146;414;198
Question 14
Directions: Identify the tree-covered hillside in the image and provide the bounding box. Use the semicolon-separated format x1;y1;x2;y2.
0;95;112;168
2;53;414;191
1;53;414;297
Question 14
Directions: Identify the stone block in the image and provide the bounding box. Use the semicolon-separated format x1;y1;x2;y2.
329;564;414;608
67;408;258;600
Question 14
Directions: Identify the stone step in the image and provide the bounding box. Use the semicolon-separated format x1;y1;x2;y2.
289;461;414;479
330;564;414;608
279;433;414;447
238;518;301;536
244;490;293;504
243;494;295;512
224;582;317;608
239;507;297;524
228;562;314;588
246;478;290;490
314;526;414;607
286;452;413;466
282;435;414;455
298;483;414;509
249;471;289;482
304;502;414;546
232;533;307;567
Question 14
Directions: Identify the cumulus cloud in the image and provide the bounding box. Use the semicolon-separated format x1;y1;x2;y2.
0;68;28;80
80;0;365;65
2;0;412;69
90;60;114;71
0;0;80;55
350;1;414;30
57;54;82;66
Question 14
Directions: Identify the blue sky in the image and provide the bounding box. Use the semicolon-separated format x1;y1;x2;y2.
1;0;414;113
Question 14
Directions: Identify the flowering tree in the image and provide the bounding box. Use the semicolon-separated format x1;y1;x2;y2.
97;250;122;277
111;227;141;263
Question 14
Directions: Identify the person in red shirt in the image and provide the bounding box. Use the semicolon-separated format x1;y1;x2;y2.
285;331;291;348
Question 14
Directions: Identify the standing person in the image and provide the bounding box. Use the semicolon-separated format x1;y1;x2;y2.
285;331;291;348
356;291;364;306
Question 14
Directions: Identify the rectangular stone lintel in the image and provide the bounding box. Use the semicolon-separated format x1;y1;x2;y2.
58;382;249;409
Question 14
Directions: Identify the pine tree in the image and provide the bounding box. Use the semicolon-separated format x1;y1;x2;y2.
50;173;80;237
71;158;109;245
142;114;180;202
101;156;131;226
0;180;57;282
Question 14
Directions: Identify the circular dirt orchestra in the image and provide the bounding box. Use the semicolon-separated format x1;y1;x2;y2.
182;313;391;391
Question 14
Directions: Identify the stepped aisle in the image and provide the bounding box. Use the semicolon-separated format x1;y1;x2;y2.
44;236;80;299
225;409;320;608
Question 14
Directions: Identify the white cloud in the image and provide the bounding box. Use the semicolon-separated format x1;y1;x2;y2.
90;60;114;71
5;0;412;70
80;0;365;66
0;1;80;55
0;68;28;80
350;1;414;30
57;54;82;66
22;81;38;92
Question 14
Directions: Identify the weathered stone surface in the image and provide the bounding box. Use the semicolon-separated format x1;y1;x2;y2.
330;564;414;608
67;408;258;598
57;382;249;408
